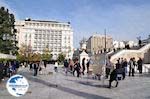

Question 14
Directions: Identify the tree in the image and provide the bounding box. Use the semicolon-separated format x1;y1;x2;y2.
0;7;18;54
41;45;52;61
57;53;65;63
30;53;41;62
16;53;26;62
17;43;33;62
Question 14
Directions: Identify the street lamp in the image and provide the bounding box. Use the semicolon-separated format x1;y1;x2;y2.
104;29;107;53
102;29;107;85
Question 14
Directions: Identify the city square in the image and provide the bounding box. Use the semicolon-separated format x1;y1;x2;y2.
0;65;150;99
0;0;150;99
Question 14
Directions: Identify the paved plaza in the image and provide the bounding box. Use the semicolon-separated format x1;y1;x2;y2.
0;64;150;99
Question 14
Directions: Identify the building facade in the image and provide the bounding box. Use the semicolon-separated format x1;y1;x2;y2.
86;34;113;54
113;41;125;49
15;19;73;59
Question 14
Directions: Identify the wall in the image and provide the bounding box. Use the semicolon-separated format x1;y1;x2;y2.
143;49;150;63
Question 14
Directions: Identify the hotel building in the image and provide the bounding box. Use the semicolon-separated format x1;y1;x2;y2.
15;19;73;59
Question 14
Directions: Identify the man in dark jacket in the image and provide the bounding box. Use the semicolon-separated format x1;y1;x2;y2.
108;68;119;88
33;62;39;76
0;63;4;81
82;58;86;75
73;59;81;77
137;58;143;74
122;58;128;79
86;59;90;73
64;60;69;75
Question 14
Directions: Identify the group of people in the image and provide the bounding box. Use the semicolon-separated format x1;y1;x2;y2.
64;58;90;77
0;60;19;82
106;57;143;88
0;60;45;81
28;61;47;76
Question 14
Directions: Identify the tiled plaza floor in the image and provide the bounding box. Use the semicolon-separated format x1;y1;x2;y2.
0;64;150;99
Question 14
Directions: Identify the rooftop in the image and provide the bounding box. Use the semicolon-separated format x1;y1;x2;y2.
24;18;71;24
89;34;112;39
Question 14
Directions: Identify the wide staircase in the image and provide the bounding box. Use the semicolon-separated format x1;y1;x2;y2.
109;43;150;64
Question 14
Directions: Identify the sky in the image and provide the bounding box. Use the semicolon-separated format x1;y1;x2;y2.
0;0;150;48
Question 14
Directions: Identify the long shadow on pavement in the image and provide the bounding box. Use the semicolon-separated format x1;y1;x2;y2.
19;71;111;99
138;73;150;78
145;96;150;99
65;79;109;88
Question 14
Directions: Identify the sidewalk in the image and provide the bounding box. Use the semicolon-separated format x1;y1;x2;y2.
0;64;150;99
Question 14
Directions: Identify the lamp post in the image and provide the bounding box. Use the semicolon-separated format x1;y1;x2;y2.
102;29;107;85
104;29;106;52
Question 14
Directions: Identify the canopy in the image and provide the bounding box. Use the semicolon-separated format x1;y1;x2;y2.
0;53;16;59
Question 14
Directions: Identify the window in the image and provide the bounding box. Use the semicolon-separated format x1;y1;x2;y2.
58;24;61;27
37;23;39;26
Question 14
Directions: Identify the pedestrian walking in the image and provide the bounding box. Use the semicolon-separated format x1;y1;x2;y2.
64;59;69;75
129;58;135;76
137;58;143;74
54;61;58;72
86;59;90;73
0;62;4;81
16;61;20;73
73;58;81;77
108;67;119;88
82;58;86;75
115;59;123;80
105;56;113;79
69;59;74;73
33;62;39;76
12;61;17;75
29;62;33;70
122;58;128;79
44;61;47;68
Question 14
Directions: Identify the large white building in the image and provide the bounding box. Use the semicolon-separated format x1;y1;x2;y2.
15;19;73;59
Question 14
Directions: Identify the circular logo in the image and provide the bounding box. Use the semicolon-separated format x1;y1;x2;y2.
6;74;29;97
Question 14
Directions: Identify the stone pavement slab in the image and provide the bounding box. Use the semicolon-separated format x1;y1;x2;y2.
0;64;150;99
